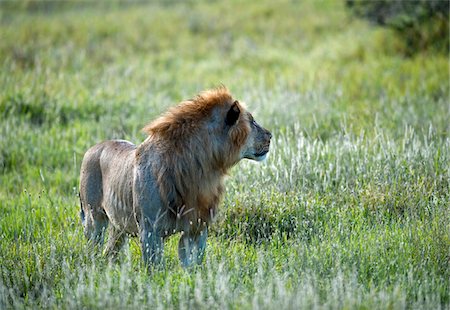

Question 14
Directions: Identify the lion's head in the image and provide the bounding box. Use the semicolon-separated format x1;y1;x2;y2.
222;99;272;166
143;86;272;170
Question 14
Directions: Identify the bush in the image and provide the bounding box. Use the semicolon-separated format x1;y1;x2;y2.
346;0;449;55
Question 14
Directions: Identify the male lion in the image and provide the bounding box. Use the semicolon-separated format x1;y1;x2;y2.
79;87;272;268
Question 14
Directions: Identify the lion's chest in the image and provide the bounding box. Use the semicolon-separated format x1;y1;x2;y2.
168;180;224;231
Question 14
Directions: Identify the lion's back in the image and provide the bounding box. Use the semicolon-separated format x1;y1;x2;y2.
80;140;136;184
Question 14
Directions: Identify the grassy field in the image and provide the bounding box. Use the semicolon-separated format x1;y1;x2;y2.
0;1;449;309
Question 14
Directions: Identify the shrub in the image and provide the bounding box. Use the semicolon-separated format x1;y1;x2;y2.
346;0;449;55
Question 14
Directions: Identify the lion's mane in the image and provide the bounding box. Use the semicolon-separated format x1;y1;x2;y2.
139;87;250;224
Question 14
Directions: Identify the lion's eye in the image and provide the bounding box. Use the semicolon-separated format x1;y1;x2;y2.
251;120;257;126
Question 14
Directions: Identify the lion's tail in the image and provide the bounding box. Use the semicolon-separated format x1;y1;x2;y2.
79;191;86;226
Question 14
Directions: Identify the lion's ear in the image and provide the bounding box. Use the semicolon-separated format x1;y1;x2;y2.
225;101;240;126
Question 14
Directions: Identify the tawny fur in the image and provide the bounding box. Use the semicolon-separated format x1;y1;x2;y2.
79;86;272;267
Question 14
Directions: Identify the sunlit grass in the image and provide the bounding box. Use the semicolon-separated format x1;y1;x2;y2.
0;0;449;309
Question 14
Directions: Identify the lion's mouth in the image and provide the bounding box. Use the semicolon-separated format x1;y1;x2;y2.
253;148;270;161
254;150;269;157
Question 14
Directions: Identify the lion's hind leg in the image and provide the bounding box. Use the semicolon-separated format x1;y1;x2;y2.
104;225;127;259
80;148;110;248
79;183;109;247
81;203;109;247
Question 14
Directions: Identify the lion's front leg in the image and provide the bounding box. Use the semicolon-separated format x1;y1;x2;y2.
133;167;166;268
178;226;208;268
139;215;164;267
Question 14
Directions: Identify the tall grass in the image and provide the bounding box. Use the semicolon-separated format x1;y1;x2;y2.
1;1;448;309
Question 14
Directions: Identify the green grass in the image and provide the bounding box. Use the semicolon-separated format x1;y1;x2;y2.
0;1;449;309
